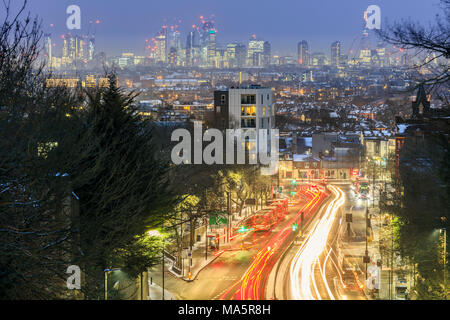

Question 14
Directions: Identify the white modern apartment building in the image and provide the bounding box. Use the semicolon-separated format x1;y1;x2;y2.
213;85;276;162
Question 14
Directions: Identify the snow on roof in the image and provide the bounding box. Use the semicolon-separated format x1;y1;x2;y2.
303;137;312;147
293;154;320;162
397;124;410;134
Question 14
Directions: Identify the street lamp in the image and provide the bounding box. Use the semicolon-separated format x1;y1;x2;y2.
364;204;370;283
104;268;120;300
147;229;166;300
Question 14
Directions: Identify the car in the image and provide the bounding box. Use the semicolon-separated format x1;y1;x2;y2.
342;271;364;291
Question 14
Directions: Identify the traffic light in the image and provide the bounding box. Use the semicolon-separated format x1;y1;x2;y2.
292;223;298;231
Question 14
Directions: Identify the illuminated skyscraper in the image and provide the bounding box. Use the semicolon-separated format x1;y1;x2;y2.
375;42;386;67
44;33;52;66
185;31;195;66
248;38;263;66
207;29;216;67
331;41;341;66
226;43;246;68
88;36;95;61
168;47;177;67
263;41;271;66
69;35;76;60
62;35;68;59
154;31;167;63
78;36;85;60
297;40;309;66
247;37;270;67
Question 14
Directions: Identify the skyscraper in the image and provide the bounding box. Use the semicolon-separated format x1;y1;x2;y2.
207;29;216;67
154;31;166;63
247;37;270;67
44;33;52;66
185;31;195;67
359;28;371;66
226;43;246;68
297;41;309;66
263;41;271;66
168;47;177;67
331;41;341;66
88;36;95;61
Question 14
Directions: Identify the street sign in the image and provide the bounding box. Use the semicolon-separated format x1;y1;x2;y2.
209;212;228;225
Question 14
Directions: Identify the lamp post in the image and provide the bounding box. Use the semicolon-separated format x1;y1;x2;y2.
104;268;120;300
365;203;369;282
441;227;447;300
162;237;165;300
147;229;165;300
390;212;394;300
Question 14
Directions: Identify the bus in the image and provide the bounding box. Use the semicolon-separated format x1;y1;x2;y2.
354;180;369;199
267;199;288;221
252;209;276;231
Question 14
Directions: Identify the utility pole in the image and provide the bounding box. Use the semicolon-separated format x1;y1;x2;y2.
140;272;143;300
300;211;304;234
227;191;231;243
372;162;375;208
205;216;208;260
390;212;394;300
104;271;108;300
162;237;165;300
365;204;369;282
443;227;447;300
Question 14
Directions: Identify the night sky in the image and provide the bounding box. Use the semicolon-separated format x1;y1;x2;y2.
4;0;443;56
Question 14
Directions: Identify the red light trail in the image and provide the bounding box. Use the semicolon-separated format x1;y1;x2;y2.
220;185;327;300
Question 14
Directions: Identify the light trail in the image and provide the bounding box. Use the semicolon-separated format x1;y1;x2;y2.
289;185;345;300
220;185;326;300
321;246;335;299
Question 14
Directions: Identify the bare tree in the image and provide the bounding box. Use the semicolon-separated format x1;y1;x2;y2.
377;0;450;102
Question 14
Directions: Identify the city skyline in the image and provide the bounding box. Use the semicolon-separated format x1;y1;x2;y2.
1;0;448;304
8;0;443;56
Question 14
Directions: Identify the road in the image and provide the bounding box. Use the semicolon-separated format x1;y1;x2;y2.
287;185;345;300
151;184;329;300
220;185;327;300
269;184;368;300
149;183;371;300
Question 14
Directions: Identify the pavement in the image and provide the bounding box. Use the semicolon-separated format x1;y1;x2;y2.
336;183;396;300
148;281;177;300
172;211;255;281
146;183;395;301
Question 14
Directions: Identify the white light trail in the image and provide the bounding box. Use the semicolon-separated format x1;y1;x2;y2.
289;185;345;300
